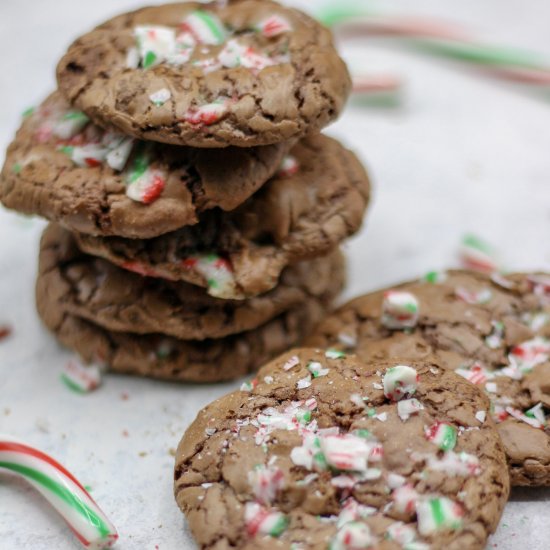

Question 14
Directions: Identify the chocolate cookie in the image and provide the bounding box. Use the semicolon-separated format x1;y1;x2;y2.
38;224;345;341
36;292;333;384
308;270;550;486
0;92;291;238
76;134;370;299
56;1;351;148
174;349;509;549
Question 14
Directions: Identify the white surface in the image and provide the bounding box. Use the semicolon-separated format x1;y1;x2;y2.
1;0;550;548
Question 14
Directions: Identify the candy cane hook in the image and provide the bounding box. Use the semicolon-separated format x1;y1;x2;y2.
0;435;118;549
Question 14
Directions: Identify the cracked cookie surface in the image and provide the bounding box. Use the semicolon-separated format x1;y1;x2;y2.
38;224;345;341
0;92;291;238
75;134;370;299
174;348;509;549
56;1;351;147
307;270;550;486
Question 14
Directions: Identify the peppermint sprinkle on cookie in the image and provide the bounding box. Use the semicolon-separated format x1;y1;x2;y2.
382;290;419;329
149;88;171;106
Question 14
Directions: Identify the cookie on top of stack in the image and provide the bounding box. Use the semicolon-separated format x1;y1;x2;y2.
0;0;371;382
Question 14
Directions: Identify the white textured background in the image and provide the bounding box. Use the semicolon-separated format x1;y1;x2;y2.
1;0;549;548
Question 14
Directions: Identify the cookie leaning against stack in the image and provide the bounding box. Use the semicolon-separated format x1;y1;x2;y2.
307;270;550;486
0;0;371;381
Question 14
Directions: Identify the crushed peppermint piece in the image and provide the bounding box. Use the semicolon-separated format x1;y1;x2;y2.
525;402;547;426
505;337;550;378
307;361;329;378
424;270;447;284
387;472;406;489
338;331;357;348
349;394;366;408
330;521;374;550
52;110;89;139
248;464;285;504
184;100;230;126
321;435;372;472
134;25;176;68
392;485;419;514
181;10;227;45
383;365;418;401
256;15;292;37
296;375;312;389
459;234;499;273
325;349;346;359
61;359;102;394
425;451;481;476
397;398;424;421
217;38;279;71
240;378;258;392
183;254;239;299
283;355;300;371
382;291;419;329
387;522;421;547
149;88;171;106
456;362;494;385
245;502;288;537
416;497;464;535
425;422;457;451
277;155;300;178
506;406;545;429
485;321;505;349
475;411;487;424
523;311;550;331
455;286;493;305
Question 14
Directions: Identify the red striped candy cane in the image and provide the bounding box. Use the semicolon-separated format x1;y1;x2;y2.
0;435;118;549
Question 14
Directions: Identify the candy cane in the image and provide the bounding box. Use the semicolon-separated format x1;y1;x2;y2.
0;435;118;549
352;74;403;98
319;6;550;93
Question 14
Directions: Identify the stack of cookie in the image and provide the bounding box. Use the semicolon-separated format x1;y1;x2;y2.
0;1;370;382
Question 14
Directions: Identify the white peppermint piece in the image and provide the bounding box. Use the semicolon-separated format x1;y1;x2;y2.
149;88;172;106
105;136;135;171
475;410;487;423
296;375;312;389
